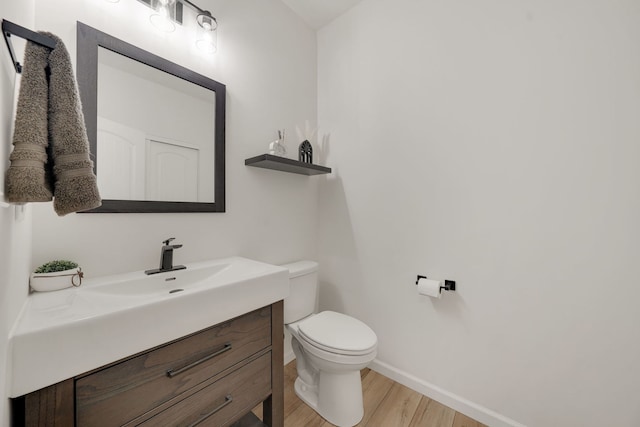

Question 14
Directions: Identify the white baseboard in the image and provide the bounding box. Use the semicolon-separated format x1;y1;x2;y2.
369;359;527;427
284;350;295;365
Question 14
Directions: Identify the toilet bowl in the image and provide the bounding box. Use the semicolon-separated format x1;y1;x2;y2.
282;261;378;427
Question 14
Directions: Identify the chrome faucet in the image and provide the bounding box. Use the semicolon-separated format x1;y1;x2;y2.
145;238;186;275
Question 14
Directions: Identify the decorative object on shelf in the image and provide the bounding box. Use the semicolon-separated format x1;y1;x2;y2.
299;140;312;164
296;121;317;164
246;121;331;176
268;129;286;156
30;260;83;292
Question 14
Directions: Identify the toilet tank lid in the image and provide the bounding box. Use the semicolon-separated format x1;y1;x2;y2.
281;260;318;278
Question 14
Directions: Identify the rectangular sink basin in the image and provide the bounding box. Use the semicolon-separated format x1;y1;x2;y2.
83;263;231;298
9;257;289;398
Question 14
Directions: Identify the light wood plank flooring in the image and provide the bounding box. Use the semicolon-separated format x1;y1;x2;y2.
255;360;487;427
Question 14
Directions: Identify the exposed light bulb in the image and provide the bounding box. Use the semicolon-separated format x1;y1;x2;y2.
196;14;217;53
150;0;176;33
196;34;216;53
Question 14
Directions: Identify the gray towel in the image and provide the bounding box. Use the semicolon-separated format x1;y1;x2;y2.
5;40;53;203
5;32;101;216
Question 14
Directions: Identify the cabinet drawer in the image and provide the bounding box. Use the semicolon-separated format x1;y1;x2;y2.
139;352;271;427
76;306;271;426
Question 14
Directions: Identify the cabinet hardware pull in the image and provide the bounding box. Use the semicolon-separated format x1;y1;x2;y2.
166;343;232;378
189;394;233;426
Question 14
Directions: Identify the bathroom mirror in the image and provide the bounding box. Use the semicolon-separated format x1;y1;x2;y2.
76;22;225;213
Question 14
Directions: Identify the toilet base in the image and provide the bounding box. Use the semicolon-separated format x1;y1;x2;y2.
294;370;364;427
294;376;319;410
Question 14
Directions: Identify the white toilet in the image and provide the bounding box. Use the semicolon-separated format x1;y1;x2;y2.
282;261;378;427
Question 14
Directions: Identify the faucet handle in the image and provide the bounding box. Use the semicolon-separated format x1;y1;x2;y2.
163;237;176;246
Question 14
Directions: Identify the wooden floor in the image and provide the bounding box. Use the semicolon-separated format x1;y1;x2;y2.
255;360;487;427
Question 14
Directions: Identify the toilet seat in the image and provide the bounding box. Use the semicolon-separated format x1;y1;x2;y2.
297;311;377;356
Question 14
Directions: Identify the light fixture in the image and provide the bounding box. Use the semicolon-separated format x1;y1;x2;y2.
182;0;217;52
195;10;217;53
106;0;218;53
149;0;177;33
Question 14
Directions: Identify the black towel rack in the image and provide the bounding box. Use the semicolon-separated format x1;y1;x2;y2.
2;19;56;73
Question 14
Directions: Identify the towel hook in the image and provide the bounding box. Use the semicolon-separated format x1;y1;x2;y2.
2;19;57;73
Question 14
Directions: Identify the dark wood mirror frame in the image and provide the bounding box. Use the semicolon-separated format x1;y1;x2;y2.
76;22;225;213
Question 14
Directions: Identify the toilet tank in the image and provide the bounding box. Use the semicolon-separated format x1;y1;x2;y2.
282;260;318;324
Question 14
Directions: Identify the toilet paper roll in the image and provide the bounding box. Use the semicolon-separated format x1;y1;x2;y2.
417;279;442;298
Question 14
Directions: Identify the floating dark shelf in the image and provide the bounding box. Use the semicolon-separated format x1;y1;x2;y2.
245;154;331;176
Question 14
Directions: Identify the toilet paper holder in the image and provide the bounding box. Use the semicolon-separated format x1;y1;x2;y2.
416;275;456;293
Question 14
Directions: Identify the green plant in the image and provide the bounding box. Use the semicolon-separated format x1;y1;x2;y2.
34;260;79;274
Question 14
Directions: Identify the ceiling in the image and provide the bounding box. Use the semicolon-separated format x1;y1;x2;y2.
279;0;364;29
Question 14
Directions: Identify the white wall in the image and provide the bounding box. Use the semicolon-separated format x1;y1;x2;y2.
0;2;36;424
30;0;318;277
317;1;640;426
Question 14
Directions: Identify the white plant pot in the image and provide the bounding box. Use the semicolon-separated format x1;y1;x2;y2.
30;268;82;292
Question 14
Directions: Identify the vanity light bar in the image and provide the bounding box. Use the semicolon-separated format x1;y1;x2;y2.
121;0;217;52
134;0;215;29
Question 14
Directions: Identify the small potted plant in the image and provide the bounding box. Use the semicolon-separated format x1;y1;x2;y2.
30;260;83;292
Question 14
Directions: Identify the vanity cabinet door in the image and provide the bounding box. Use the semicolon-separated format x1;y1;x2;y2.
138;352;271;427
76;306;271;426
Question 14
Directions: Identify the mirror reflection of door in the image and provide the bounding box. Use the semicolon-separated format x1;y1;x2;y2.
145;139;199;202
97;118;146;200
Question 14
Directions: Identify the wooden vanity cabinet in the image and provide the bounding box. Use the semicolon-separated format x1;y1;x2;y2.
12;301;284;427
